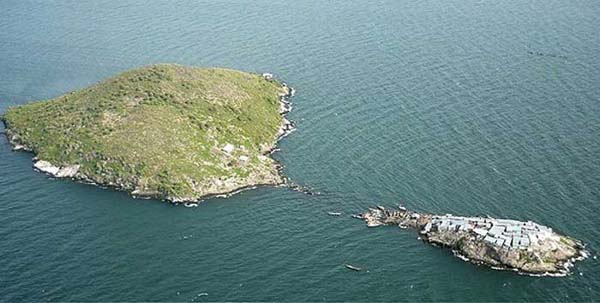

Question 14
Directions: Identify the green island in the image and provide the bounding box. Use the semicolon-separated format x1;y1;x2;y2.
1;64;295;203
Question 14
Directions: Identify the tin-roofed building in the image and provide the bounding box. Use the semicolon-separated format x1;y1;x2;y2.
473;228;488;237
484;236;496;244
488;225;506;237
424;214;555;250
505;225;522;234
519;237;530;248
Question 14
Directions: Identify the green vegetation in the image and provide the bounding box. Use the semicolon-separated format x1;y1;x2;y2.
456;237;466;250
2;64;288;201
519;250;534;264
559;236;574;246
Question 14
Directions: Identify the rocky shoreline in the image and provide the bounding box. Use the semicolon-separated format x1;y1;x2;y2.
1;72;298;206
359;205;588;276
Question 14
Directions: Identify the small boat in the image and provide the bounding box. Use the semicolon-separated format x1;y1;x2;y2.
345;264;362;271
351;214;363;219
327;212;342;216
398;205;407;211
399;223;408;229
377;205;385;211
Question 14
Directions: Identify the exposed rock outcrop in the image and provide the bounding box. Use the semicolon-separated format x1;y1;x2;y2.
360;205;587;276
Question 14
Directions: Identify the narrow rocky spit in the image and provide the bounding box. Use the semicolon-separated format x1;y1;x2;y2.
359;205;588;276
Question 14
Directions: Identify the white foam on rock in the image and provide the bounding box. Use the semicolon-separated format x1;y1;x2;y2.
12;144;27;151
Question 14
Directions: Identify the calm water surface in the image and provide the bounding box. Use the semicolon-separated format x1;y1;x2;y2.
1;0;600;301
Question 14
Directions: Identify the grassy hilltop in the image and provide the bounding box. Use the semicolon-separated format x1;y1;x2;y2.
2;64;289;201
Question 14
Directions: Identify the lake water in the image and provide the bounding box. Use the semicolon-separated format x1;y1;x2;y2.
1;0;600;301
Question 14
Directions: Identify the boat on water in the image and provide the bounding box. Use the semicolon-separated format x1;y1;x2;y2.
351;214;363;219
345;264;362;271
328;212;342;216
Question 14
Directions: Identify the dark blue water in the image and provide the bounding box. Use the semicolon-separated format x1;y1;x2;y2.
1;0;600;301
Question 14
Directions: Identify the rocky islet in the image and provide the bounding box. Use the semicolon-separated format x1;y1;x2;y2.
359;205;587;276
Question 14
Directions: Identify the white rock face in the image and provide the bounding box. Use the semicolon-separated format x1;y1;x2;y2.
56;165;80;178
33;160;79;178
33;160;60;175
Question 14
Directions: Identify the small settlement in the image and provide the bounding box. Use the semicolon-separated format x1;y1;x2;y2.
358;205;587;276
423;215;556;251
